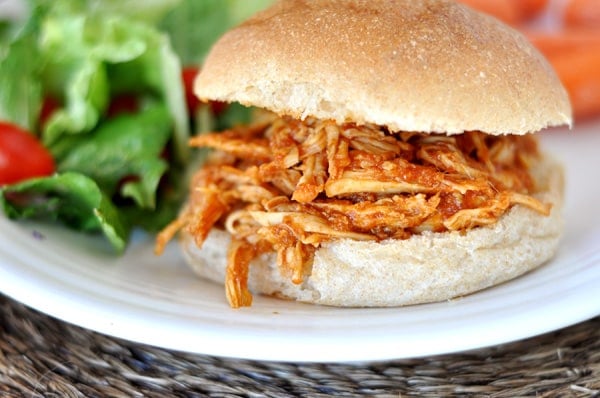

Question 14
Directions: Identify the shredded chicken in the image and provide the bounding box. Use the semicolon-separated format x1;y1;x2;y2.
155;114;550;308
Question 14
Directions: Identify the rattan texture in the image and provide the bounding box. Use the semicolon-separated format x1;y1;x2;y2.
1;294;599;397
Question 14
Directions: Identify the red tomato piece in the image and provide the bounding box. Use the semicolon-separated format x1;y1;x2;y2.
107;94;139;117
182;67;201;114
182;66;228;116
210;100;227;115
40;96;61;127
0;122;55;185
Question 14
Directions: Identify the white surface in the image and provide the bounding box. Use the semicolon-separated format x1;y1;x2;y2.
1;120;600;363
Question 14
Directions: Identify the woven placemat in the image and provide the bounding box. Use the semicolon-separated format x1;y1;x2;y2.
1;295;598;398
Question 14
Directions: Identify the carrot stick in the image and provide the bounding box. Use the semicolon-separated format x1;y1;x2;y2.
457;0;523;25
525;28;600;58
515;0;549;19
458;0;550;25
546;48;600;120
564;0;600;28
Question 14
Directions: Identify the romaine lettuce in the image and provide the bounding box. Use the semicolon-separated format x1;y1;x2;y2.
1;172;129;252
0;0;273;252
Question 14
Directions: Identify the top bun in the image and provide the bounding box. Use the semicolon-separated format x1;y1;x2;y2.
195;0;571;135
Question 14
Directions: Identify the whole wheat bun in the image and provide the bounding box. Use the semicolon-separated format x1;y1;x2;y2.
185;0;572;307
194;0;572;135
180;155;563;307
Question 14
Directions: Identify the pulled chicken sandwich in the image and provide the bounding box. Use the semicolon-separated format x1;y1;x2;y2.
156;0;572;308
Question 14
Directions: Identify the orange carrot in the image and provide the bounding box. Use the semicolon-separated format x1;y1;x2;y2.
546;48;600;119
515;0;549;19
457;0;523;25
564;0;600;28
525;28;600;58
458;0;550;25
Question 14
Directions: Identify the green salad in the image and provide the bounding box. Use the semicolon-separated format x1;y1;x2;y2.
0;0;272;252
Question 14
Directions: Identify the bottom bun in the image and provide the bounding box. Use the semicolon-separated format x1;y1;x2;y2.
179;155;564;307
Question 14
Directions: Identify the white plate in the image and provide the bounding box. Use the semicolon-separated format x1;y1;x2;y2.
1;120;600;363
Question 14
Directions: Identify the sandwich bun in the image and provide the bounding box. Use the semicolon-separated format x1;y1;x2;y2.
194;0;571;135
180;0;572;307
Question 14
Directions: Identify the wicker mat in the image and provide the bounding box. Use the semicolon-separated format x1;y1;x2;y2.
1;295;598;398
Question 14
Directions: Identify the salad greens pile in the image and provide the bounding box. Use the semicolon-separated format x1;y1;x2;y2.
0;0;272;252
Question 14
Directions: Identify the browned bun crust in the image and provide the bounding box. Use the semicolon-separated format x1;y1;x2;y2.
179;155;564;307
194;0;572;135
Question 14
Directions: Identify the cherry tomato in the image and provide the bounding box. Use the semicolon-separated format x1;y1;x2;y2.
107;94;139;117
210;99;227;115
0;122;55;185
182;67;201;114
182;66;227;116
40;96;61;127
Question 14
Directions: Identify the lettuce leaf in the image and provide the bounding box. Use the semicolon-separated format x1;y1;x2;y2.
0;172;129;253
54;104;172;209
159;0;273;65
0;105;178;252
0;0;273;253
0;6;43;131
39;9;190;163
43;0;182;25
0;2;188;251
